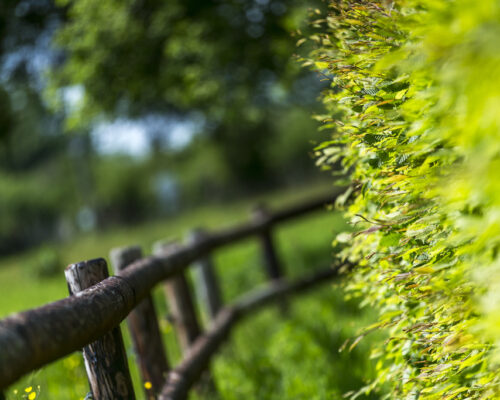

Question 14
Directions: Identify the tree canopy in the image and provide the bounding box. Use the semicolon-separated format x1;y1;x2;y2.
50;0;323;183
0;0;327;255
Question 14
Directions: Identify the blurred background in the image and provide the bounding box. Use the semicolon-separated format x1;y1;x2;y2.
0;0;331;260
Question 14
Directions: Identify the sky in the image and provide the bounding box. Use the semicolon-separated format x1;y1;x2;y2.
60;85;200;158
91;117;198;158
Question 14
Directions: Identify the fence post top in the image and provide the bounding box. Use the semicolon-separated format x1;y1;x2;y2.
251;203;271;219
65;257;107;273
65;258;109;294
153;239;182;255
187;228;209;243
110;246;143;272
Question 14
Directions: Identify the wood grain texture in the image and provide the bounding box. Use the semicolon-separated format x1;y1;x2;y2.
110;246;170;399
65;258;135;400
0;273;135;389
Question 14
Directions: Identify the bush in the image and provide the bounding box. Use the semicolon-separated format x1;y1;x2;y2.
92;158;159;225
0;170;72;255
306;1;500;398
31;246;62;279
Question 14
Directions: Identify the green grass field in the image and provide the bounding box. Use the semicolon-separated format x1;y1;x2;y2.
0;184;382;400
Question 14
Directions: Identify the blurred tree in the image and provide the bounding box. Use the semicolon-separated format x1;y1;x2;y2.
0;0;66;173
0;77;77;253
50;0;323;185
0;0;327;255
0;0;78;254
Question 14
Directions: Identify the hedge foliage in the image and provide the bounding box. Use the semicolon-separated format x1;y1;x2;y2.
306;1;500;398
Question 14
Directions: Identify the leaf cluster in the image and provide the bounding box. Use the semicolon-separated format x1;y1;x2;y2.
305;1;500;398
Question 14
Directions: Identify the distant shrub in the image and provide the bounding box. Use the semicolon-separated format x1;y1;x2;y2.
92;158;158;225
0;172;70;255
32;247;62;279
306;0;500;398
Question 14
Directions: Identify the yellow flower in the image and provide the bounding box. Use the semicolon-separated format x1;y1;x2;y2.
25;387;32;393
28;392;36;400
144;381;153;390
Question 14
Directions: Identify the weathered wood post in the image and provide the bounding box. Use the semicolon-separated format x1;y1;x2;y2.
187;229;223;324
153;240;217;395
252;204;288;313
252;204;285;281
110;246;170;399
152;240;202;353
65;258;135;400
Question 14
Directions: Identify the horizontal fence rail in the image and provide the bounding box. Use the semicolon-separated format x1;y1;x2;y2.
0;187;347;396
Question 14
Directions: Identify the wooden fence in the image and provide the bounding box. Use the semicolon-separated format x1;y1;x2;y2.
0;187;350;400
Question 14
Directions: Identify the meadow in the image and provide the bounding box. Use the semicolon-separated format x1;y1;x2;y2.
0;183;381;399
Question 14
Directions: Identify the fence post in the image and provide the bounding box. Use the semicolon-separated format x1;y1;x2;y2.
187;229;223;324
252;204;288;314
65;258;135;400
153;240;217;396
252;204;285;281
152;240;202;353
110;246;170;399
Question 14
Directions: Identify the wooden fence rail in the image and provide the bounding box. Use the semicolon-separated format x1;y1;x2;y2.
0;187;346;399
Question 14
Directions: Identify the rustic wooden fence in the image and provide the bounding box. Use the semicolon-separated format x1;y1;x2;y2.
0;188;351;400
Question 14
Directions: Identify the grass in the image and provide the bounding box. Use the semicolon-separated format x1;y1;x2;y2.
211;287;380;400
0;183;382;400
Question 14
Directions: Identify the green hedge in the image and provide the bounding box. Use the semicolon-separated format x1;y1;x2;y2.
306;1;500;398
